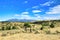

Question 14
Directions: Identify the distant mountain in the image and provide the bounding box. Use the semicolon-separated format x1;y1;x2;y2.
6;19;36;22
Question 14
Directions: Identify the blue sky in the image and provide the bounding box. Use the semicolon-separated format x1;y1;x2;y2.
0;0;60;21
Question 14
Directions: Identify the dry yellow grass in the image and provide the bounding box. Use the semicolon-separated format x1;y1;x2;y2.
0;21;60;40
0;26;60;40
0;33;60;40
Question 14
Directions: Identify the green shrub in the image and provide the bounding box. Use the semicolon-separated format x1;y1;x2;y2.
24;23;31;28
50;23;55;28
12;26;17;29
40;25;44;30
42;22;49;26
1;27;5;30
24;23;31;32
40;27;43;30
6;26;11;30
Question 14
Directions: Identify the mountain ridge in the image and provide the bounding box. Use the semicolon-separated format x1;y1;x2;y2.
5;19;37;22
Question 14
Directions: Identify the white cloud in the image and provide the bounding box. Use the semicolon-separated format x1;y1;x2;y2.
14;14;31;20
34;14;39;16
34;14;41;20
46;5;60;14
21;12;29;15
34;14;41;18
24;1;28;4
20;15;31;19
32;6;39;9
40;1;54;6
14;11;41;20
44;16;60;20
14;14;20;16
32;10;41;13
19;14;41;20
14;12;29;17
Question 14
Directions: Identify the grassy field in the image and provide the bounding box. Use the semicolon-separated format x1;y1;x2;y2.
0;33;60;40
0;20;60;40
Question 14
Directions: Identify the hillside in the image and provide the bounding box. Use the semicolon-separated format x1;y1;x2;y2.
0;20;60;40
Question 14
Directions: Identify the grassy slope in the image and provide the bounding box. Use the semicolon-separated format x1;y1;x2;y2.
0;21;60;40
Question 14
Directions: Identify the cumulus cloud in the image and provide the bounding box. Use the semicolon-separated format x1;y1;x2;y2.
44;16;60;20
46;5;60;14
21;12;29;15
14;11;41;20
14;14;20;16
20;14;41;20
14;12;29;17
32;6;39;9
20;15;31;19
20;12;30;19
32;10;41;13
40;1;54;6
34;14;41;18
23;1;28;4
14;14;31;20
